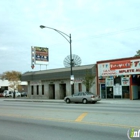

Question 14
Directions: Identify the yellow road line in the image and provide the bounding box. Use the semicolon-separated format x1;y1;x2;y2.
75;112;88;122
0;113;140;129
0;108;140;116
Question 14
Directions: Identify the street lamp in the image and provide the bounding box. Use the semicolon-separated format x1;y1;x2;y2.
39;25;74;95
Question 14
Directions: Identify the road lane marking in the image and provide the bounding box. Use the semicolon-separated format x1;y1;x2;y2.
0;107;140;116
75;112;88;122
0;113;140;129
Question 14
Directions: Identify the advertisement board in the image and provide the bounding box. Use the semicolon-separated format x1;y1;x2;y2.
121;77;130;86
98;58;140;77
105;77;114;87
31;46;49;65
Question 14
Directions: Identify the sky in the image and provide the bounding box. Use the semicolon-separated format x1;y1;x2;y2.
0;0;140;74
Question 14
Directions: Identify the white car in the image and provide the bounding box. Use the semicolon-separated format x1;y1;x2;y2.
3;90;21;97
3;90;12;97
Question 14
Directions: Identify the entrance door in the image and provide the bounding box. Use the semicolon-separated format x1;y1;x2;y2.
122;86;129;99
107;87;113;98
59;84;66;99
49;84;55;99
100;84;105;99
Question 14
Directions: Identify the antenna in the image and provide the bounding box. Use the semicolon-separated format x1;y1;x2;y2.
63;54;82;67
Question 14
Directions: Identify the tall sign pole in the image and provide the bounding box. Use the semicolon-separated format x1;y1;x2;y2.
31;46;35;69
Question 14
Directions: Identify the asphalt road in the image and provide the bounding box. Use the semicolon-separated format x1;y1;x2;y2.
0;100;139;140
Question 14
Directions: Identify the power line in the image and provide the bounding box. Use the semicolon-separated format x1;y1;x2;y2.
92;26;140;38
74;26;140;42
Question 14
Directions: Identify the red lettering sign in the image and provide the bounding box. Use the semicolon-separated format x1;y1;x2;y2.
110;60;131;70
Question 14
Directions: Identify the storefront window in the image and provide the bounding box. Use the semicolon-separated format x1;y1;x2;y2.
37;85;39;95
114;77;121;85
31;86;34;95
42;85;44;95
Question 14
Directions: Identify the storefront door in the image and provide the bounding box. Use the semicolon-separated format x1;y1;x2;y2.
100;84;105;99
107;87;113;98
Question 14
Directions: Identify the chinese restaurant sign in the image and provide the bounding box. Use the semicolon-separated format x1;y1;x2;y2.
98;59;140;76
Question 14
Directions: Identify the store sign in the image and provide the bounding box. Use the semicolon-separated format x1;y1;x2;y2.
102;70;117;76
119;69;140;73
98;59;140;76
105;77;114;87
110;60;131;70
121;77;130;86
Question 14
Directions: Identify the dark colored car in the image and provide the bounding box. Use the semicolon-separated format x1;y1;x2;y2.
21;92;27;97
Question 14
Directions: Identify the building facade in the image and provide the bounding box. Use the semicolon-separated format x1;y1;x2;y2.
0;79;28;93
21;64;97;99
97;57;140;100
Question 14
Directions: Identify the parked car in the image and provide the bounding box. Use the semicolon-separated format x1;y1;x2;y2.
8;91;14;97
3;90;21;97
64;92;101;104
3;90;13;97
21;92;27;97
15;92;21;97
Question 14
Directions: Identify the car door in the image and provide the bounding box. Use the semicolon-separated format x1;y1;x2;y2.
76;92;84;102
72;92;84;103
71;92;79;102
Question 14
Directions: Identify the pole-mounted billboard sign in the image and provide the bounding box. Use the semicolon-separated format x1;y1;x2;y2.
31;46;49;68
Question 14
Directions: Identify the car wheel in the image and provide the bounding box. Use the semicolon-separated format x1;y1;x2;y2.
83;99;87;104
66;98;70;103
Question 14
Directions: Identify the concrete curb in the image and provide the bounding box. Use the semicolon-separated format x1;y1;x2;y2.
3;99;64;103
1;98;140;105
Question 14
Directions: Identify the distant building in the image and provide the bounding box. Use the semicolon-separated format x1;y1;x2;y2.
0;75;28;93
21;64;97;99
21;56;140;100
97;56;140;100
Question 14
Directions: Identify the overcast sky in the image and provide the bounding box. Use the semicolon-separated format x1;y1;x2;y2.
0;0;140;74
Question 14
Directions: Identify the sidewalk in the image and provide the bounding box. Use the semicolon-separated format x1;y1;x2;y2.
1;98;64;103
99;99;140;105
0;98;140;105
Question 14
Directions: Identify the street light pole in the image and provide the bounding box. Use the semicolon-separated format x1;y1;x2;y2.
69;34;72;76
40;25;73;95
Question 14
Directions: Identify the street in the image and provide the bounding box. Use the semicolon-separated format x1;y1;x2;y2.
0;100;139;140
